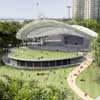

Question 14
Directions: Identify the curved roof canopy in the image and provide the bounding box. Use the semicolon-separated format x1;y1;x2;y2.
16;20;97;40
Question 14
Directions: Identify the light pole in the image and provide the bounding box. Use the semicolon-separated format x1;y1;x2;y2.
67;6;71;19
35;0;40;19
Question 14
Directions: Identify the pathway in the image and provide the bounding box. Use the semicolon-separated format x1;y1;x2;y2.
67;54;94;100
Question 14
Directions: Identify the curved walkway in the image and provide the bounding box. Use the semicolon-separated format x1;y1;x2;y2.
67;54;94;100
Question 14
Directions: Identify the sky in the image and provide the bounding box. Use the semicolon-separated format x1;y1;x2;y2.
0;0;72;19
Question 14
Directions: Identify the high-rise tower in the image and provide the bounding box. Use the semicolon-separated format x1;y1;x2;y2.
72;0;85;18
72;0;100;20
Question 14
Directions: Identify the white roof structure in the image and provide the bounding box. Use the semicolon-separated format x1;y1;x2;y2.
71;25;97;37
95;96;100;100
16;20;97;40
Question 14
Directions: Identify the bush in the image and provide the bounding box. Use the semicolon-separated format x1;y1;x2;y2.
0;78;24;100
0;77;71;100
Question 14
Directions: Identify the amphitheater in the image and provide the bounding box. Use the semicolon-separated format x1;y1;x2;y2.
3;20;97;69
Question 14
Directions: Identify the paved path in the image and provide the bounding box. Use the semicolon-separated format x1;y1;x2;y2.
67;54;94;100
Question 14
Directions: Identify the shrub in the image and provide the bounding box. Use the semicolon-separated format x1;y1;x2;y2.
0;77;71;100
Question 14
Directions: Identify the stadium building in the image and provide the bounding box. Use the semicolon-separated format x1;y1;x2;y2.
16;20;96;52
3;20;97;69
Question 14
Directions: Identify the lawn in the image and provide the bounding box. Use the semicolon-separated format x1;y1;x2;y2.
9;48;80;61
0;65;82;100
0;65;73;87
76;63;100;99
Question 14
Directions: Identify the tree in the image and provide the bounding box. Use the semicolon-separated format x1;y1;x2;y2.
92;33;100;67
0;21;22;52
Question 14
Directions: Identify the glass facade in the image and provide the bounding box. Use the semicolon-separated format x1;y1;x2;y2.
9;57;83;68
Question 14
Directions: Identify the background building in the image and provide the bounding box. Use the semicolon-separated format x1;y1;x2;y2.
72;0;100;20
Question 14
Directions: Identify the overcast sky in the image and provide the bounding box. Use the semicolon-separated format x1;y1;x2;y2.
0;0;72;19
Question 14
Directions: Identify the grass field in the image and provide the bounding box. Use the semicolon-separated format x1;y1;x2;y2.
0;65;73;87
77;63;100;99
10;48;80;61
0;65;82;100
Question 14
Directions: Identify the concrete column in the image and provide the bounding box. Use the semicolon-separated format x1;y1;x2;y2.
25;61;26;67
40;61;42;70
61;60;63;66
55;60;56;67
33;62;34;68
